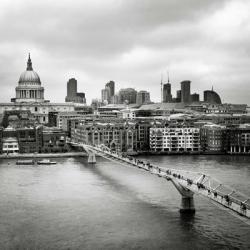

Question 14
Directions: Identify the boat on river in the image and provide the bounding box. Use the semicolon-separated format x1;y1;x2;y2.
37;159;57;165
16;159;35;165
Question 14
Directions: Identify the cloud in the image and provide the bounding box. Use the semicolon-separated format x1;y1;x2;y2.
0;0;249;105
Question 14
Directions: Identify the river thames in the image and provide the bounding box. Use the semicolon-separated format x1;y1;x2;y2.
0;155;250;249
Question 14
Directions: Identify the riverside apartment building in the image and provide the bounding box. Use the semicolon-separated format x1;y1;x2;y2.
150;126;200;153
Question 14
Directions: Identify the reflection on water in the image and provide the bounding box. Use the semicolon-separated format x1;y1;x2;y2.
0;155;249;249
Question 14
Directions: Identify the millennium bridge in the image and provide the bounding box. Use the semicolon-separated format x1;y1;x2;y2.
71;142;250;224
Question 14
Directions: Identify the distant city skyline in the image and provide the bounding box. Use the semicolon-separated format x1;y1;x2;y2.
0;0;249;105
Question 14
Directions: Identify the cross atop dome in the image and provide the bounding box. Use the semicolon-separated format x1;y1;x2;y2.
26;53;33;71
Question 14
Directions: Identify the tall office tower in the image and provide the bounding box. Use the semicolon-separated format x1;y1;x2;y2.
67;78;77;98
163;82;172;103
191;93;200;102
65;78;86;103
180;80;191;103
136;91;151;105
105;81;115;97
110;95;119;104
118;88;137;104
176;90;182;102
101;89;109;103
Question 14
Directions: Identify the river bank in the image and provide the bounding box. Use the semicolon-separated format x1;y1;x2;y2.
1;151;250;159
0;152;87;159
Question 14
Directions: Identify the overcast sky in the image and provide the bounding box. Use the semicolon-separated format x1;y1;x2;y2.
0;0;249;105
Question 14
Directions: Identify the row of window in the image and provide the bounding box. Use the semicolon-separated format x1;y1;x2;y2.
3;145;19;148
150;134;200;138
151;147;200;151
151;129;199;132
151;139;199;142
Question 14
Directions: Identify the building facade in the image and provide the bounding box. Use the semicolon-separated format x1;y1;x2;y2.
204;90;222;104
110;95;119;105
150;126;200;153
227;125;250;154
101;81;115;104
2;137;19;154
163;83;172;103
136;120;151;152
176;90;182;102
181;80;191;103
105;81;115;98
191;93;200;102
42;127;68;153
118;88;137;104
0;102;76;124
101;88;109;104
136;91;151;105
71;120;138;153
65;78;86;103
200;124;227;154
120;108;136;119
1;126;43;154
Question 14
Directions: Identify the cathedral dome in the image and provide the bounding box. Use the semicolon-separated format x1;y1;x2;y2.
15;54;45;103
19;70;41;84
18;54;41;85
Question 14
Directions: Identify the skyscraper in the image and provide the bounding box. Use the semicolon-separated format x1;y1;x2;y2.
65;78;86;103
176;90;182;102
105;81;115;97
163;82;172;103
101;89;109;103
181;80;191;103
204;89;222;104
162;73;172;103
118;88;137;104
101;80;115;104
66;78;77;98
136;91;151;105
191;93;200;102
110;95;119;104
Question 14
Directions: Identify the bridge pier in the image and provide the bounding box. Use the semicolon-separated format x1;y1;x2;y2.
87;152;96;164
170;179;195;214
180;195;195;214
80;144;96;164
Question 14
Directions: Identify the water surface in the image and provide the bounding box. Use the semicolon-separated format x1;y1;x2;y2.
0;155;249;249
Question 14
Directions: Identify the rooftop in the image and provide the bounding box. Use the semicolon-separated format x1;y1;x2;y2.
139;102;185;110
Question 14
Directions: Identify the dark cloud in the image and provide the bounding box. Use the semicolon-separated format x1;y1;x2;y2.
0;0;249;104
0;0;227;57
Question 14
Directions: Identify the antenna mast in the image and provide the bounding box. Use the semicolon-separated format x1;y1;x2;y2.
161;73;163;103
